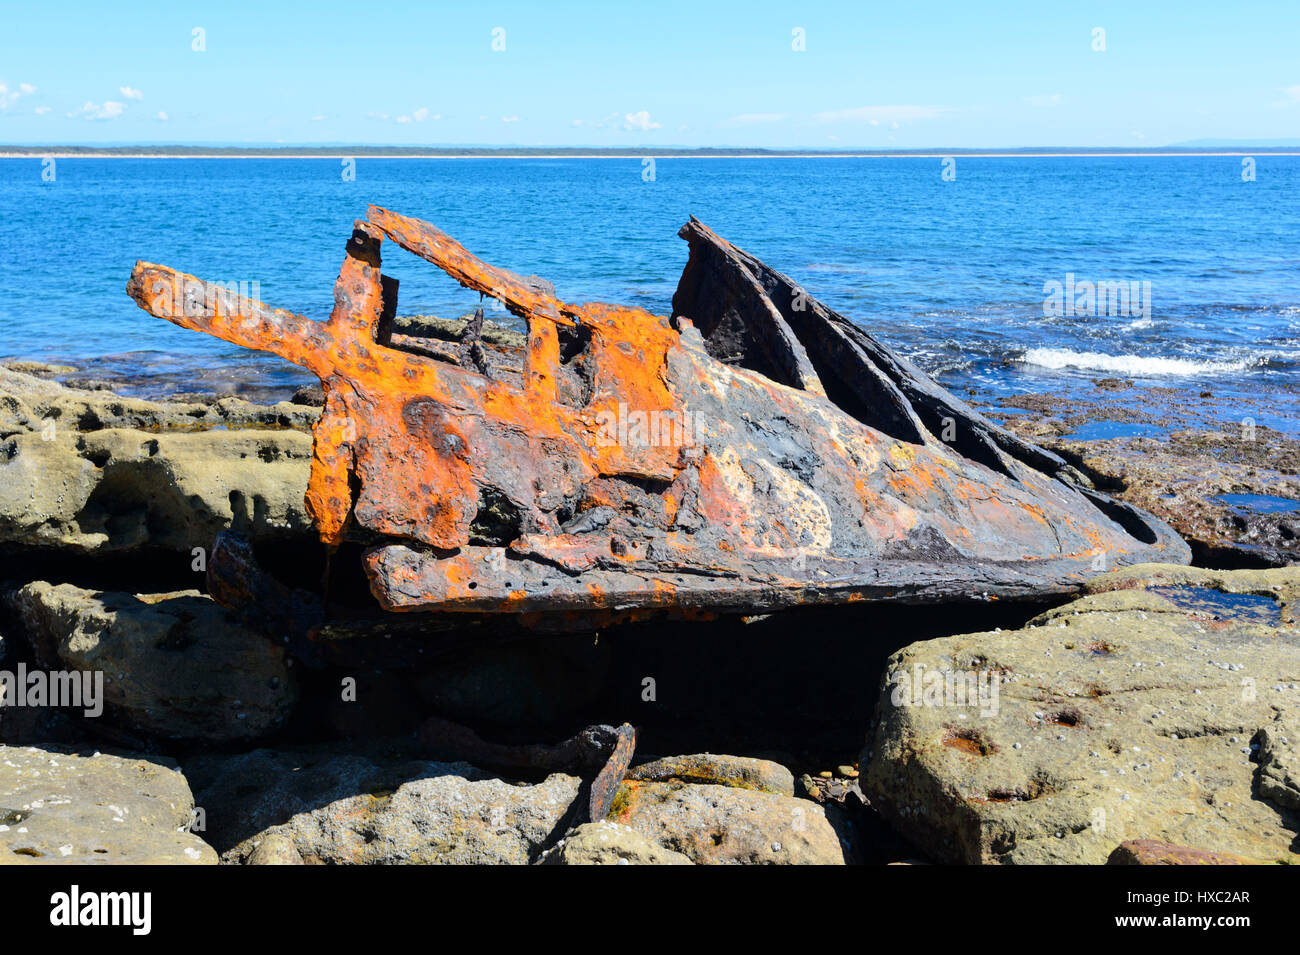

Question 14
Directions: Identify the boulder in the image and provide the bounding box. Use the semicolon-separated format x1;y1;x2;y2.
864;563;1300;864
0;744;216;864
627;753;795;796
537;821;693;865
7;582;297;742
607;778;847;864
185;747;580;864
244;831;306;865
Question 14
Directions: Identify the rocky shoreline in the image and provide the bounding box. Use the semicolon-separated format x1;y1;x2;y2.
0;361;1295;864
982;378;1300;568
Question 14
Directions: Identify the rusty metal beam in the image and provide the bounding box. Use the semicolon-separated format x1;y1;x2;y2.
368;205;573;327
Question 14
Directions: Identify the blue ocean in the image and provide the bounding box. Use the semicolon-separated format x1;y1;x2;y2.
3;156;1298;414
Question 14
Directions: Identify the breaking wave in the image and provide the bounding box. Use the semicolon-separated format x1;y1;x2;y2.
1016;348;1258;376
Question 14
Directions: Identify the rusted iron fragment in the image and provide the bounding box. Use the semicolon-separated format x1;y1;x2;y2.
674;217;1064;476
687;240;825;396
418;715;631;775
126;207;1190;625
587;723;636;823
205;531;327;663
419;717;636;832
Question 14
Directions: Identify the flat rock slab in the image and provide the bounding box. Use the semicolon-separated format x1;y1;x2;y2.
0;365;315;553
0;745;216;864
8;582;297;742
186;747;579;864
989;385;1300;567
608;779;848;864
1058;432;1300;567
864;563;1300;864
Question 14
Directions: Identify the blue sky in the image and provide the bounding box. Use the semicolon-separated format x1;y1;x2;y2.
1;0;1298;148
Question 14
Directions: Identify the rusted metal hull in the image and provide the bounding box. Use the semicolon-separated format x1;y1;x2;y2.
126;208;1189;624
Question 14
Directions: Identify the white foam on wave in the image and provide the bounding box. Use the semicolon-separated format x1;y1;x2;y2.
1017;348;1253;376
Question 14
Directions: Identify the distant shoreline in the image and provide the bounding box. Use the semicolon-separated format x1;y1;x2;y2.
2;147;1298;160
5;148;1294;157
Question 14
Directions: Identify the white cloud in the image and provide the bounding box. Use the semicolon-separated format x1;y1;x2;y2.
720;112;786;127
812;105;948;124
34;105;51;115
502;114;520;123
571;119;583;126
1024;93;1063;107
120;86;144;100
311;114;326;121
71;100;125;120
155;111;169;121
394;106;441;123
623;110;661;132
1282;85;1300;103
0;82;37;110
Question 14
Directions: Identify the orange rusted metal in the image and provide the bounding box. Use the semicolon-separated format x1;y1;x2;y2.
126;207;1189;624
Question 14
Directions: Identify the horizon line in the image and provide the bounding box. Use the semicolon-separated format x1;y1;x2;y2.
3;143;1299;160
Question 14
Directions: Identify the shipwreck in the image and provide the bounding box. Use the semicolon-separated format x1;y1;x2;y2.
125;207;1189;630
